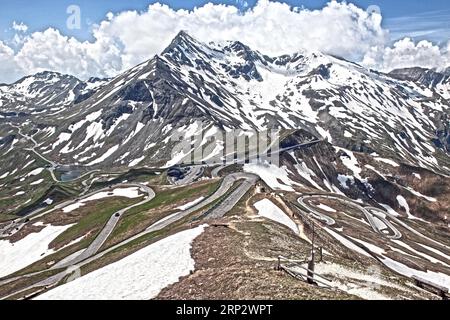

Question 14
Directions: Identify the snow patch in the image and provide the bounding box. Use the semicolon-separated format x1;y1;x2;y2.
176;197;205;211
0;223;73;278
244;163;297;192
254;199;298;234
36;225;207;300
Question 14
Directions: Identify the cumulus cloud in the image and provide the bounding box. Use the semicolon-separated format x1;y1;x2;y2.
0;0;449;83
0;41;22;83
93;0;387;68
12;21;28;33
363;38;450;71
14;28;123;80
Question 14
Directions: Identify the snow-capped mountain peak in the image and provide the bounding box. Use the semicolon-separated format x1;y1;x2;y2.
1;32;449;176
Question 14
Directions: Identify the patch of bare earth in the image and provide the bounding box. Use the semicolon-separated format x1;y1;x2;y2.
157;217;357;300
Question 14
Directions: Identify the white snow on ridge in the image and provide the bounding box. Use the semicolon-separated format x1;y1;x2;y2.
177;197;205;211
374;157;400;167
244;163;297;192
107;187;143;199
0;223;73;278
36;225;207;300
291;262;399;300
254;199;298;234
396;195;413;219
129;156;145;167
337;148;362;179
62;202;84;213
122;122;145;145
27;168;44;177
317;203;337;212
404;186;437;202
52;132;71;150
86;145;119;166
294;161;324;191
379;203;400;217
0;172;9;179
62;187;143;213
323;228;372;258
391;240;449;266
337;174;354;189
164;149;191;168
381;256;450;291
417;243;450;261
30;178;45;185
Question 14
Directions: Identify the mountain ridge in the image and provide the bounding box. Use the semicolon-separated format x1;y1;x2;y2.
1;32;449;174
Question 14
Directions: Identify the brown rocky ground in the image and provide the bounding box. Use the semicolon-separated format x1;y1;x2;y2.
157;218;358;300
157;187;437;300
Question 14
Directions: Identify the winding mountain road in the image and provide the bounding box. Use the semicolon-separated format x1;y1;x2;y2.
148;172;258;232
298;194;402;239
53;184;155;268
10;123;101;183
0;169;259;299
205;173;258;220
173;165;204;186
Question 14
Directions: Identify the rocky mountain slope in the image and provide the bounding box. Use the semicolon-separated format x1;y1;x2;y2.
1;31;449;172
0;31;449;300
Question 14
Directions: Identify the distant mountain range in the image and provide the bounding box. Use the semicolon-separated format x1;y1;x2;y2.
1;31;448;173
1;31;450;300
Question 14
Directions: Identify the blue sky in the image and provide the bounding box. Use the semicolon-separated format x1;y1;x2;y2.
0;0;448;84
1;0;449;44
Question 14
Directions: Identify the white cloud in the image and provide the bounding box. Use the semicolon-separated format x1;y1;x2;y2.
91;0;387;68
363;38;450;71
14;28;123;80
12;21;28;33
0;41;22;83
0;0;449;83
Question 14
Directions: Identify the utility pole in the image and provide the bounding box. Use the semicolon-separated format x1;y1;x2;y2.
318;247;323;262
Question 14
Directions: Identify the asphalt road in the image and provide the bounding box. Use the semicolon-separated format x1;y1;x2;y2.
148;172;258;232
11;124;59;181
297;196;336;226
211;165;228;178
11;123;102;183
171;165;204;186
53;184;155;268
205;173;258;220
0;183;153;238
297;194;402;239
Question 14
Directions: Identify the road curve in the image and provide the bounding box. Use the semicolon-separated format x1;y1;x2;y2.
205;173;258;220
297;196;336;226
0;172;258;298
53;184;155;268
174;166;204;186
298;194;402;240
148;172;258;232
211;165;228;178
